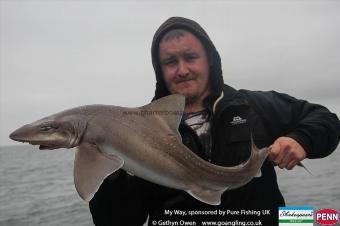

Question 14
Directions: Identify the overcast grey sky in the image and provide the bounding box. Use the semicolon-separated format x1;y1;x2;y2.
1;0;339;146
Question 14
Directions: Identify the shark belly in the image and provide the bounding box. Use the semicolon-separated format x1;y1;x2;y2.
100;144;191;190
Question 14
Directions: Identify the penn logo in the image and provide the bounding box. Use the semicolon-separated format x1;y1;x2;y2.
315;209;339;225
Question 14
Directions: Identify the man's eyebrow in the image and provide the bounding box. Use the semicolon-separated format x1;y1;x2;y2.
160;55;176;62
184;51;199;56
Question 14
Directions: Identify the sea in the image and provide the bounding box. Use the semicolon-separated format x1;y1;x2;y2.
0;145;339;226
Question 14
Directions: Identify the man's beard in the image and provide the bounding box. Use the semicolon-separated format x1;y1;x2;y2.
184;94;199;105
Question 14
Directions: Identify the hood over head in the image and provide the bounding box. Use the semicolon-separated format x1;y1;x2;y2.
151;17;224;106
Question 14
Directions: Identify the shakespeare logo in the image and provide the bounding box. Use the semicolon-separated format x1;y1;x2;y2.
279;206;313;226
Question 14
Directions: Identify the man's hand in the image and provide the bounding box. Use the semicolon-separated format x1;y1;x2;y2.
269;137;306;170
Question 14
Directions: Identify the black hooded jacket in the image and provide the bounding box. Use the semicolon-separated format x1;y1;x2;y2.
89;17;340;226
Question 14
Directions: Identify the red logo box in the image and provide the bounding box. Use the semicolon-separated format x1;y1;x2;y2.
316;209;339;225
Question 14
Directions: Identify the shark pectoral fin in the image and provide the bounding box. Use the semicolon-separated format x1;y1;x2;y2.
140;94;185;142
74;144;124;202
187;187;228;206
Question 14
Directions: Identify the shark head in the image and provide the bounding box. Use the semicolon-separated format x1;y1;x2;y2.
10;114;87;150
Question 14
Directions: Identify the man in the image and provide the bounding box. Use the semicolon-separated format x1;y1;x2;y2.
89;17;340;226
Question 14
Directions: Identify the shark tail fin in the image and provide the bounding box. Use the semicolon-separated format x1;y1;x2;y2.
250;132;259;152
187;186;228;205
297;162;313;175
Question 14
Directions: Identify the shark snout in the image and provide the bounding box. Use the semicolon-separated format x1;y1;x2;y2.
10;128;54;149
9;127;29;142
9;124;43;144
9;131;17;140
9;123;76;150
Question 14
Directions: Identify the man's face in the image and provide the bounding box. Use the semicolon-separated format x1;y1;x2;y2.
159;32;211;103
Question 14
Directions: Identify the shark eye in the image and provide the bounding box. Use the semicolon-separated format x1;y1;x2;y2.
40;126;53;132
40;123;59;132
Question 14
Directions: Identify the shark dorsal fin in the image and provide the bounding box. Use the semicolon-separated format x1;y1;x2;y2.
140;94;185;142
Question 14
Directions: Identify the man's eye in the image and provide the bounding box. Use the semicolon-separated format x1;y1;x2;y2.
186;55;198;62
165;60;177;66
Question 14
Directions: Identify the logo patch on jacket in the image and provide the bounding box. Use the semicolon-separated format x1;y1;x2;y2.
230;116;247;125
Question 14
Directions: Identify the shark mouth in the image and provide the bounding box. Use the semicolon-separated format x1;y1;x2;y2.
39;145;55;150
22;141;56;150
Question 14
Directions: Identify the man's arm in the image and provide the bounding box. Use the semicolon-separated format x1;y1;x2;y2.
241;90;340;162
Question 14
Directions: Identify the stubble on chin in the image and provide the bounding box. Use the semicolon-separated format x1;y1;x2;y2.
182;92;198;104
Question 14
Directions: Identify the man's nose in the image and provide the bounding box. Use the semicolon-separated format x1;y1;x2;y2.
177;60;189;77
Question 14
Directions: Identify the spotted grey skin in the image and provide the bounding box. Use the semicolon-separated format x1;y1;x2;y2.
9;94;270;205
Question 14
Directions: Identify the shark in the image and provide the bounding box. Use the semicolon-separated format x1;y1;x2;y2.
9;94;270;205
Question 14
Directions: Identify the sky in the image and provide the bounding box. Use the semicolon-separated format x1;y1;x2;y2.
1;0;339;146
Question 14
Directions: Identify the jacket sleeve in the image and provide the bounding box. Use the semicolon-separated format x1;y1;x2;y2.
89;170;151;226
240;90;340;159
